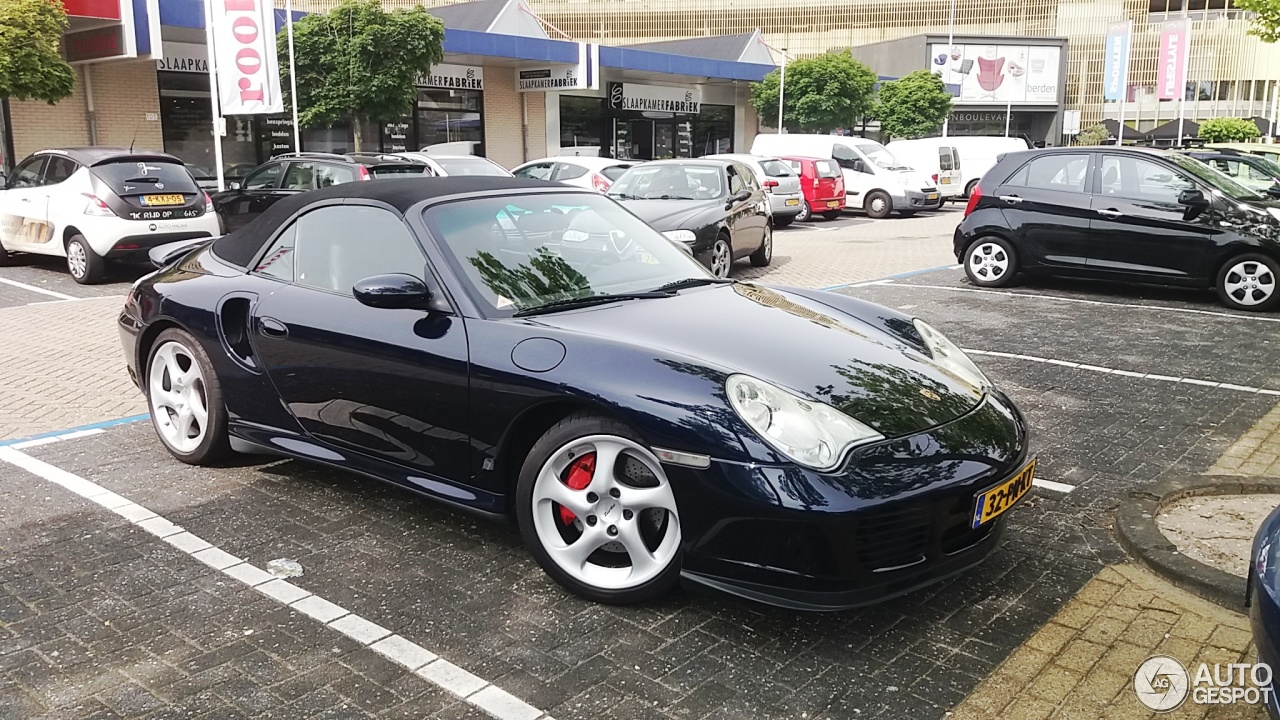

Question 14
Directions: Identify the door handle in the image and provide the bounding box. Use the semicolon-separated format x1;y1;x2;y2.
998;195;1022;204
19;197;30;202
259;317;288;337
1096;208;1123;218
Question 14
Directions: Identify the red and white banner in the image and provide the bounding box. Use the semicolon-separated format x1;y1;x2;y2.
211;0;283;114
1157;18;1191;101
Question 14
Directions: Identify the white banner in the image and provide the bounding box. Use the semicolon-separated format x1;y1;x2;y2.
515;43;598;92
420;63;484;90
211;0;283;114
608;82;702;114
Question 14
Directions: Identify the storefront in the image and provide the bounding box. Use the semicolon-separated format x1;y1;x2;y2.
554;82;736;160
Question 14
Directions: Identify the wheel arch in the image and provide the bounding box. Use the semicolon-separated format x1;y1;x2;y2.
958;228;1018;261
1211;245;1280;289
136;319;187;389
62;225;84;249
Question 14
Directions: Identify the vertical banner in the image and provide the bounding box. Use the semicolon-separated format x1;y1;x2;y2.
1102;20;1132;102
212;0;284;115
1157;18;1191;100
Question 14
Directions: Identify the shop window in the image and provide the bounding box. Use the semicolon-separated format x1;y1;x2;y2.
418;88;483;155
560;96;606;156
301;118;380;155
692;105;735;157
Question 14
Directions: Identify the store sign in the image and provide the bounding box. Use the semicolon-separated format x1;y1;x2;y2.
930;43;1061;105
263;116;295;154
1063;109;1082;135
211;0;283;115
382;120;411;152
607;82;701;114
1157;19;1190;100
949;111;1008;123
156;42;208;73
515;43;599;92
420;64;483;90
65;26;126;63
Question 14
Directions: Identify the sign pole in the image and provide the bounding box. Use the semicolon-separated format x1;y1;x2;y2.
777;49;786;134
1176;10;1191;146
203;0;226;191
286;0;301;152
1005;98;1012;137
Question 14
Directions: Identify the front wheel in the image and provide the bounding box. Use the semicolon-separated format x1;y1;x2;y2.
66;235;106;284
964;236;1019;287
1217;254;1279;311
750;224;773;267
516;413;682;604
708;234;732;279
864;191;892;219
146;328;231;464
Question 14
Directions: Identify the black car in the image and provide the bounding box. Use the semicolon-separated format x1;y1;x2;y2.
607;159;771;279
211;152;428;231
1182;150;1280;196
122;177;1032;609
956;147;1280;311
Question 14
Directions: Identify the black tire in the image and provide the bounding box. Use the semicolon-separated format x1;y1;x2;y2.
795;202;812;222
708;233;732;279
1216;253;1280;312
964;179;980;198
963;236;1019;288
864;190;892;219
145;328;232;465
0;243;10;266
773;215;794;228
750;223;773;267
821;210;842;221
66;234;106;284
898;210;918;217
515;411;682;605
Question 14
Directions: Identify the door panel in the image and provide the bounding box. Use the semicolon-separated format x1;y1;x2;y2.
993;153;1093;269
0;157;52;251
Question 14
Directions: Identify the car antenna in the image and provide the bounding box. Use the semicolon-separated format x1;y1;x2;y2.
128;118;142;153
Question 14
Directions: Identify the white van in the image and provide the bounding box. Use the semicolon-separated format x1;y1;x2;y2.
751;134;940;218
885;138;962;200
942;136;1031;197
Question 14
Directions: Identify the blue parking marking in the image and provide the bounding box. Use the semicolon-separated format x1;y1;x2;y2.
0;414;150;448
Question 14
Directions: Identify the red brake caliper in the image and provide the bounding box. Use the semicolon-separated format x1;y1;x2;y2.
559;453;596;525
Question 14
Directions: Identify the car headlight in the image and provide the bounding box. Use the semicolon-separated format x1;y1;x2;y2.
913;319;989;390
662;230;696;244
726;374;884;471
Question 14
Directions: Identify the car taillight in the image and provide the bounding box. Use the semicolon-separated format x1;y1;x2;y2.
591;173;611;192
764;179;779;193
82;193;114;217
932;173;939;184
358;166;371;180
203;191;213;212
964;183;983;217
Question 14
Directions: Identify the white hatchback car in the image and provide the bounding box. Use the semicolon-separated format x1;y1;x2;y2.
704;153;804;226
512;156;637;192
392;152;513;177
0;148;220;284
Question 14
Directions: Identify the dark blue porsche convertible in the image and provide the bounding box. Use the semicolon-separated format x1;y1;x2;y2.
119;177;1033;610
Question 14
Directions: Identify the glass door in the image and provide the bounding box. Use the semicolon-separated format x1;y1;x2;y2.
654;121;675;159
628;119;654;160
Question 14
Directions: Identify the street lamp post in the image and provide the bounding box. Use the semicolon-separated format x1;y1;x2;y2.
777;48;788;134
941;0;956;137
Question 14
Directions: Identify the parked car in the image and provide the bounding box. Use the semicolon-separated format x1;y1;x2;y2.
0;147;220;283
393;152;513;177
751;134;940;218
1207;143;1280;165
1249;503;1280;720
955;146;1280;311
934;136;1030;198
885;138;963;201
704;153;804;226
121;176;1032;609
211;152;427;232
607;159;771;278
1181;150;1280;196
780;155;846;221
512;156;636;192
185;163;220;191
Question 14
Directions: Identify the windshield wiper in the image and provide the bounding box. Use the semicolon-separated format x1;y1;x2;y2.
513;291;675;317
652;277;735;292
609;193;639;200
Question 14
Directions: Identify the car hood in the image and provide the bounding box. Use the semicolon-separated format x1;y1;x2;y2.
529;283;985;438
615;198;721;231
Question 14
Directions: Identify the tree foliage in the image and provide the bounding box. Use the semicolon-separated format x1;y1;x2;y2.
283;0;444;151
751;53;878;133
1198;117;1262;143
0;0;76;104
873;70;953;140
1236;0;1280;43
1073;123;1111;146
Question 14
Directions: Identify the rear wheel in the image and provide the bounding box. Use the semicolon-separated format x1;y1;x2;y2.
516;413;682;604
964;236;1018;287
865;191;892;219
795;202;812;222
821;210;842;221
750;224;773;267
1217;254;1279;311
964;179;980;198
66;235;105;284
146;328;231;464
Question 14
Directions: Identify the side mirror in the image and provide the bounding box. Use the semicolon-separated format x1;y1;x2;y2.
1267;184;1280;199
1177;188;1208;207
353;273;433;310
229;181;242;191
728;189;752;206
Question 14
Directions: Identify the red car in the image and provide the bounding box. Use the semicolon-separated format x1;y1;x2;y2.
780;156;845;221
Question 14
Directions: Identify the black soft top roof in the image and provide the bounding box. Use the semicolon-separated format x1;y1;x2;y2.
210;176;573;268
33;147;183;167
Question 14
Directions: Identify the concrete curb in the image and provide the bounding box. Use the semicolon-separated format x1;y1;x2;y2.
1114;475;1280;612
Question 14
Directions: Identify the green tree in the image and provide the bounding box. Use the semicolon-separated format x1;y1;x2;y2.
1236;0;1280;42
0;0;76;104
1073;123;1111;146
283;0;444;151
873;70;953;140
751;52;878;132
1198;117;1262;143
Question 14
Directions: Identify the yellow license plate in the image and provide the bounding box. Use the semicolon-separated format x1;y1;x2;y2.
142;194;184;206
972;458;1036;528
927;193;939;201
826;200;841;208
785;198;800;206
940;177;951;184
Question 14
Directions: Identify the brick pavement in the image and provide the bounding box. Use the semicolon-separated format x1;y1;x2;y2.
1209;403;1280;477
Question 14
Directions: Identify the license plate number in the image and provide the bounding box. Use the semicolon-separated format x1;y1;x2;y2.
826;200;841;208
972;459;1036;528
142;194;184;206
785;198;800;206
927;193;939;201
940;177;951;184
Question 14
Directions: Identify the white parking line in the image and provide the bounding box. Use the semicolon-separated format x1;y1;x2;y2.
8;427;106;449
1032;478;1076;493
891;283;1280;323
0;446;555;720
0;276;77;300
964;349;1280;395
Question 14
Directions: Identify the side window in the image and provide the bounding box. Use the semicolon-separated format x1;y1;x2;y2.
244;163;284;190
1244;162;1273;182
254;224;297;282
832;144;860;171
739;165;762;192
553;164;588;181
293;206;426;295
1210;159;1237;177
8;157;48;188
43;156;80;185
514;163;554;181
282;163;316;191
315;164;355;188
1005;154;1089;193
727;166;745;194
1100;155;1194;203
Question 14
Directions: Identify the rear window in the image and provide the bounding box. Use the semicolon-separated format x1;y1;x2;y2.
814;160;840;178
759;159;795;177
92;159;199;196
370;165;430;178
602;165;631;181
940;147;958;172
783;160;803;174
436;157;509;176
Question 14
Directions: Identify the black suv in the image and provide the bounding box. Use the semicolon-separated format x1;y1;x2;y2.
955;147;1280;311
211;152;428;231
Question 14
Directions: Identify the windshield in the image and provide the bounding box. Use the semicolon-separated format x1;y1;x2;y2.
607;164;725;200
1164;152;1265;201
435;157;510;176
854;142;907;171
422;193;710;315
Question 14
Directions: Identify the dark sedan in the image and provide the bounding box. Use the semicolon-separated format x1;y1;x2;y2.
121;177;1032;610
608;159;771;279
1251;503;1280;719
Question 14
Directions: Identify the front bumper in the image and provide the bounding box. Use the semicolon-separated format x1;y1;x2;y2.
669;390;1031;610
896;188;944;210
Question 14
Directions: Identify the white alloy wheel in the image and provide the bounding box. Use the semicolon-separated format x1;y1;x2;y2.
710;236;731;278
148;340;211;454
67;241;88;279
530;435;680;591
1221;260;1276;307
968;241;1010;282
